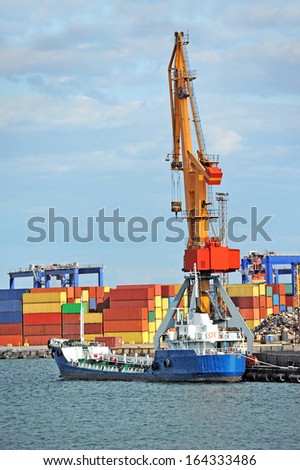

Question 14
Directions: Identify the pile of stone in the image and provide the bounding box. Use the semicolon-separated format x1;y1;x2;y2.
253;310;299;343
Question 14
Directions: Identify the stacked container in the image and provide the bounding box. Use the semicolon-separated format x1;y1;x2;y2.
23;289;66;345
226;284;260;330
0;289;28;346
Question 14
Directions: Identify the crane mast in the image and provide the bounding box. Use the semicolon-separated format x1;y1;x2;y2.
168;32;240;279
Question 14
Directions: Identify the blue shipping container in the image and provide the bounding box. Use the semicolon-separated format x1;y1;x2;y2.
168;296;175;307
0;300;22;313
89;298;96;311
0;289;29;301
273;294;279;306
0;312;22;324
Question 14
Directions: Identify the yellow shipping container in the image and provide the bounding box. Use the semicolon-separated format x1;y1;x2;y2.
105;331;149;344
155;307;163;320
84;334;97;343
161;298;169;310
245;319;260;329
226;284;259;297
74;291;89;303
174;284;182;294
154;295;162;308
148;332;155;344
23;302;63;314
84;313;103;324
23;292;67;304
155;319;162;330
148;322;155;334
266;307;273;316
258;284;266;296
104;286;110;293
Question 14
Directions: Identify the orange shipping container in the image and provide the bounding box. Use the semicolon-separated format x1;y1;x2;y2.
266;297;273;308
95;336;122;348
103;307;148;321
104;319;148;332
30;287;67;293
62;314;80;324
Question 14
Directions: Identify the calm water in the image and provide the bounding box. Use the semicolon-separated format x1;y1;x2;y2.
0;358;299;450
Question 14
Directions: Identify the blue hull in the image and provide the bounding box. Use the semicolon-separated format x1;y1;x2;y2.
52;348;246;383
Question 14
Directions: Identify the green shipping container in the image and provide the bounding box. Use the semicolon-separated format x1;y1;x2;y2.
148;311;155;322
266;286;273;297
285;284;293;295
61;302;88;314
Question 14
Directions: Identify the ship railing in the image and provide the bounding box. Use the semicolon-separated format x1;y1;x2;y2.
197;346;246;356
93;353;152;366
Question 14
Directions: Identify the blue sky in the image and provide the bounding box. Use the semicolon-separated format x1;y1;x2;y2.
0;0;299;289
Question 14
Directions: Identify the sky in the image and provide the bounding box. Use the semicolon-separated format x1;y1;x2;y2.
0;0;299;289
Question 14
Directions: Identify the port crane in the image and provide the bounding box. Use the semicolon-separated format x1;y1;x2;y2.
154;32;254;352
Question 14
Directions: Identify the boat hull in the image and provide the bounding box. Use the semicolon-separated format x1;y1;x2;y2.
51;347;245;383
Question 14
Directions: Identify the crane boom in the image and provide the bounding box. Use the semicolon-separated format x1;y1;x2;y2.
168;32;240;275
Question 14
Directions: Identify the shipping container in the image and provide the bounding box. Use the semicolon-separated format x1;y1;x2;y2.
23;313;62;325
61;303;88;314
0;334;23;346
109;299;155;310
23;292;67;304
84;323;103;334
0;289;29;300
23;324;62;336
0;324;23;335
148;311;155;322
104;331;149;344
0;300;22;313
104;319;148;332
24;335;52;346
23;302;64;314
116;284;162;296
95;336;122;348
62;324;80;336
103;307;148;321
62;314;80;324
84;313;103;324
0;312;22;324
109;287;155;301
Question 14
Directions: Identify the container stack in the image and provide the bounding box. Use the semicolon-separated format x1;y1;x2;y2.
0;289;28;346
226;284;260;330
23;289;66;346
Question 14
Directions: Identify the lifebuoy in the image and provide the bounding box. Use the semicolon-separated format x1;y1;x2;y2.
208;332;214;339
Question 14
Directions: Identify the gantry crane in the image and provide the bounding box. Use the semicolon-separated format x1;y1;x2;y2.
154;32;253;352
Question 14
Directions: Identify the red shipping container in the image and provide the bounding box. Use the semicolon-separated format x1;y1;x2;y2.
272;285;279;295
110;287;155;301
84;323;103;334
109;299;154;310
260;307;267;318
0;335;23;346
62;333;80;340
103;307;148;321
25;335;54;346
161;285;176;297
95;336;122;348
0;324;22;335
238;308;260;320
278;284;286;295
259;296;266;308
23;313;62;325
286;295;294;307
96;299;110;312
62;324;80;335
273;305;280;314
104;319;148;332
96;286;105;297
62;314;80;324
116;284;162;296
24;324;62;336
88;286;96;298
231;297;259;309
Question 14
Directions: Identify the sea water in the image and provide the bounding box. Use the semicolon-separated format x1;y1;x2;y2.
0;358;299;450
